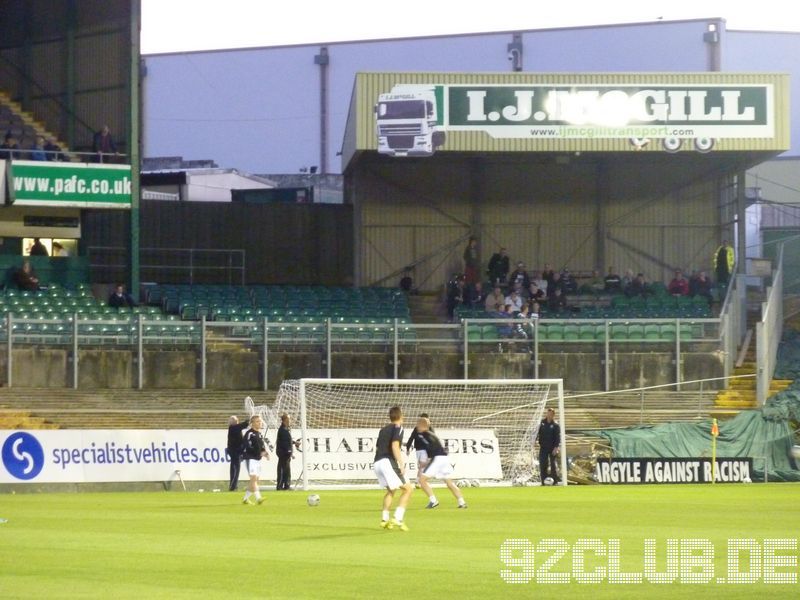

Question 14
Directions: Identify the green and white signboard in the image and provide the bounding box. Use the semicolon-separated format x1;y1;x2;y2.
8;161;132;209
374;83;774;156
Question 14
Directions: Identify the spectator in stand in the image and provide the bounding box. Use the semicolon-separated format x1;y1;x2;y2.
446;276;465;320
548;287;568;312
541;263;556;287
548;272;563;298
714;239;735;285
44;138;62;161
0;133;20;160
692;271;713;303
530;301;541;319
668;269;689;296
466;281;485;309
28;136;47;161
51;241;70;257
621;269;635;291
495;304;516;338
532;270;548;295
108;283;137;309
508;262;530;290
604;267;622;293
560;269;578;294
399;268;414;293
462;237;480;285
93;124;117;163
14;261;40;291
527;281;545;303
505;289;523;312
486;247;510;287
485;285;504;313
29;238;49;256
511;303;532;339
625;273;649;298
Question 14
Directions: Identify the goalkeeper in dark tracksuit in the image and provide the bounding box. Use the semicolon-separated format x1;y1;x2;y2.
536;408;561;483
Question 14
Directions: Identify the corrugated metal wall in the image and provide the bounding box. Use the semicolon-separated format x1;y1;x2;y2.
0;0;130;153
355;153;728;291
83;201;353;286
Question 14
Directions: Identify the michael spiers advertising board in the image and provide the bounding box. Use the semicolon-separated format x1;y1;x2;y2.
0;429;501;483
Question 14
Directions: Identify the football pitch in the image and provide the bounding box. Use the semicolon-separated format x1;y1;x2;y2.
0;484;797;599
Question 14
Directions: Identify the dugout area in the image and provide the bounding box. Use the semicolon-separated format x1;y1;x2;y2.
342;72;790;291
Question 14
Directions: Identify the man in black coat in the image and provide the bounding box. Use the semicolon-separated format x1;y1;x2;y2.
536;408;561;483
226;416;250;491
487;247;510;287
276;414;299;490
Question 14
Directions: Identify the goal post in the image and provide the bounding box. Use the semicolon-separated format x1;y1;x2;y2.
274;378;566;489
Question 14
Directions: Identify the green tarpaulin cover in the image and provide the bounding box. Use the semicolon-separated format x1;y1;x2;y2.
598;332;800;482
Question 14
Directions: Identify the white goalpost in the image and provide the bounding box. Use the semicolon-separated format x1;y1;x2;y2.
272;378;566;490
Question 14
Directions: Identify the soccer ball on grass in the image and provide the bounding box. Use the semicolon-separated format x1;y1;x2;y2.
307;494;321;506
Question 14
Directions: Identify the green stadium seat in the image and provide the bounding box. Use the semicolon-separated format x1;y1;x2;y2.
610;324;628;340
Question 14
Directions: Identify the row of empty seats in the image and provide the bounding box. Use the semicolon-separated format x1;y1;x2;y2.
144;284;411;321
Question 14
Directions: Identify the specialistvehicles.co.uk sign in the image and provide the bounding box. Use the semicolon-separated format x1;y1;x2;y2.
9;160;132;209
374;82;774;156
0;428;501;484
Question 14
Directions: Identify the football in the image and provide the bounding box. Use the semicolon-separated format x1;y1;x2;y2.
790;445;800;459
543;477;555;486
307;494;321;507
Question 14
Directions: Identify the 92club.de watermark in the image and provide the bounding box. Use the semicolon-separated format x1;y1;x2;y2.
500;538;798;585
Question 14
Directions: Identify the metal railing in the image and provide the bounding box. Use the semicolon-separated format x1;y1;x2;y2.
718;263;746;379
87;247;246;286
0;312;730;391
756;243;784;405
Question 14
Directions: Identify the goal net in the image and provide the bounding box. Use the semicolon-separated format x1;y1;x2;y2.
273;378;565;489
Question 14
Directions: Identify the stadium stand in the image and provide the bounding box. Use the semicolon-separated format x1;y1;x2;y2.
0;91;77;162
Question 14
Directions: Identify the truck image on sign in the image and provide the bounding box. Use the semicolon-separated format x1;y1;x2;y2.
375;85;446;157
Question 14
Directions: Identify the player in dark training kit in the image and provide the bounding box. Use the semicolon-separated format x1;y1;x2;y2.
536;408;561;483
405;412;432;481
373;406;414;531
415;417;467;509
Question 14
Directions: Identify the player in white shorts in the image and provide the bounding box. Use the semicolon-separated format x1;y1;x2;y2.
374;406;414;531
241;415;270;505
416;416;467;509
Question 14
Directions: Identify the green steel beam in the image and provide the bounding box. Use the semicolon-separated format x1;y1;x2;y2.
128;0;141;295
65;0;77;149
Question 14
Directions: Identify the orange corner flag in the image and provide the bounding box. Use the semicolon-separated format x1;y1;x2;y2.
711;419;719;437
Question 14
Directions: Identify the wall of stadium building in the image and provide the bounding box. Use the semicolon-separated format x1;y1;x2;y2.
353;156;728;290
0;0;132;154
0;347;723;391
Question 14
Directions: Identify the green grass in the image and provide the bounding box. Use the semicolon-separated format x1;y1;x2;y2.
0;485;798;599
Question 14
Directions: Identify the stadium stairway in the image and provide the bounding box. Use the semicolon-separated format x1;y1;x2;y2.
0;91;78;162
0;388;718;454
0;389;271;430
407;292;445;324
566;390;719;455
712;362;792;412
